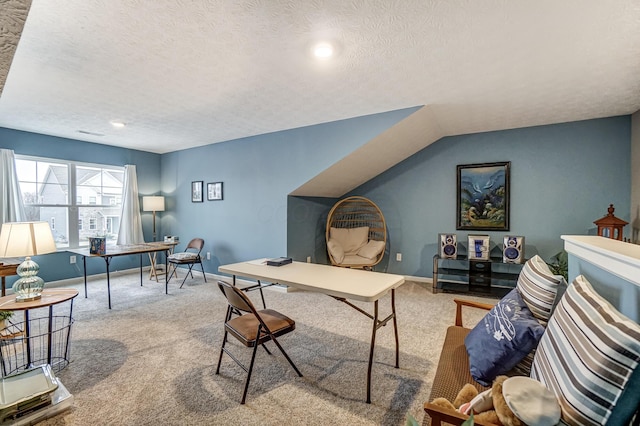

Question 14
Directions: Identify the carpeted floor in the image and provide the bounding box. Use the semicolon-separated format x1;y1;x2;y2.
18;269;490;426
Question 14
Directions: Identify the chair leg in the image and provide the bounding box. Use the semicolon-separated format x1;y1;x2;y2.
261;343;272;355
167;264;177;282
216;330;228;375
269;335;303;377
199;261;207;282
179;264;195;288
241;341;261;404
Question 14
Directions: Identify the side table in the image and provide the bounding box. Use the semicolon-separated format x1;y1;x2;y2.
148;241;178;282
0;288;78;376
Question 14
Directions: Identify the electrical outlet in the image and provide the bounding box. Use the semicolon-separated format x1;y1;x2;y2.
307;256;311;263
206;252;211;260
70;255;76;264
396;253;402;262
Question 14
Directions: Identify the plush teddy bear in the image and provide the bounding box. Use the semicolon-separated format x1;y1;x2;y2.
430;376;561;426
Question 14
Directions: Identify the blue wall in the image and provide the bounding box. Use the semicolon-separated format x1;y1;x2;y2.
0;112;632;286
0;127;162;283
158;107;419;274
289;116;632;277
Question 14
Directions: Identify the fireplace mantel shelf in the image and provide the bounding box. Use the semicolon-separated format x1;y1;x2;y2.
562;235;640;287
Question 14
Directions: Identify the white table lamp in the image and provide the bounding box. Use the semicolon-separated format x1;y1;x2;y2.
0;221;57;301
143;196;165;241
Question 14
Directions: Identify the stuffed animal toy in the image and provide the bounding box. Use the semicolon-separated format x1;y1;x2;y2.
430;376;561;426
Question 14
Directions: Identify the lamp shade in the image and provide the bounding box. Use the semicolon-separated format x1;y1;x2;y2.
143;196;165;212
0;221;57;302
0;221;57;258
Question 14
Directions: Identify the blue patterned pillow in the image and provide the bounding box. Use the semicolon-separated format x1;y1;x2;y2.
465;289;545;386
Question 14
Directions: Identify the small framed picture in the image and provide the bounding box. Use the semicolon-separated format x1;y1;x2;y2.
207;182;223;201
191;181;203;203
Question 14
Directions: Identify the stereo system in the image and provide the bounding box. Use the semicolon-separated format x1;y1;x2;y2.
467;235;490;261
438;233;457;258
437;233;525;263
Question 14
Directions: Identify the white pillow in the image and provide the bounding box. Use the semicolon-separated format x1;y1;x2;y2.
357;240;385;260
329;227;369;255
327;239;345;263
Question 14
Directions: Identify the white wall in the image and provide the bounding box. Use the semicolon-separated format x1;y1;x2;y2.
631;110;640;243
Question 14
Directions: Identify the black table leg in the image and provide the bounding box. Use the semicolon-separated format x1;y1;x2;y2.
366;300;379;404
25;310;32;367
105;256;112;309
47;305;53;365
140;254;143;286
63;299;74;362
165;249;169;294
392;289;399;368
83;255;88;298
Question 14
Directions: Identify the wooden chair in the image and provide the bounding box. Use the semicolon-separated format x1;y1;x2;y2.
325;196;387;269
215;280;302;404
424;299;498;426
167;238;207;288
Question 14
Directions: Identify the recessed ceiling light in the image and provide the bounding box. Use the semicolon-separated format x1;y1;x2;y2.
110;120;126;128
313;42;334;59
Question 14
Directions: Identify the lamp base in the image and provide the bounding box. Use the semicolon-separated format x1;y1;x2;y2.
15;293;42;302
13;257;46;303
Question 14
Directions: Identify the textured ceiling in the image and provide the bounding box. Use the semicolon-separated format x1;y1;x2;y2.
0;0;31;96
0;0;639;159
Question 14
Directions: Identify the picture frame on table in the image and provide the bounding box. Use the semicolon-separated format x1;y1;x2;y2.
207;182;223;201
456;161;510;231
191;181;203;203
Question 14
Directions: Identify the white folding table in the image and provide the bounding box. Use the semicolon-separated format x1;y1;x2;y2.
218;259;405;403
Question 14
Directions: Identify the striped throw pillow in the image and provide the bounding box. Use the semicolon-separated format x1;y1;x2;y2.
516;255;567;325
531;275;640;426
513;255;567;375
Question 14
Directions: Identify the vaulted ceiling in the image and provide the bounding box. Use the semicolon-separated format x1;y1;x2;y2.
1;1;639;195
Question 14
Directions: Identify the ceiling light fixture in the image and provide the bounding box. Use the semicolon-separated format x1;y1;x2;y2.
110;120;126;128
313;42;334;59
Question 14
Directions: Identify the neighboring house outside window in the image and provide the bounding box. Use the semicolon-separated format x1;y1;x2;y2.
15;156;124;249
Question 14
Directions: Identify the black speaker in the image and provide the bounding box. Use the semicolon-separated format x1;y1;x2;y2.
438;233;457;258
503;236;525;263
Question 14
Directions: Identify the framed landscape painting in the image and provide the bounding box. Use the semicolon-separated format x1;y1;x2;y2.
456;162;510;231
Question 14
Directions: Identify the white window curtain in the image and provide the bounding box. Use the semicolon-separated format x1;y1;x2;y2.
117;164;144;245
0;149;26;224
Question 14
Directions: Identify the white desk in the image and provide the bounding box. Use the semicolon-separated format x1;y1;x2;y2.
218;259;405;403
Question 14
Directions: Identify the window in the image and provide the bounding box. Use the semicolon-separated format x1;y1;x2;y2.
16;156;124;249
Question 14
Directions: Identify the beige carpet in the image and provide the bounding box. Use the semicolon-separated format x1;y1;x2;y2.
20;269;490;426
